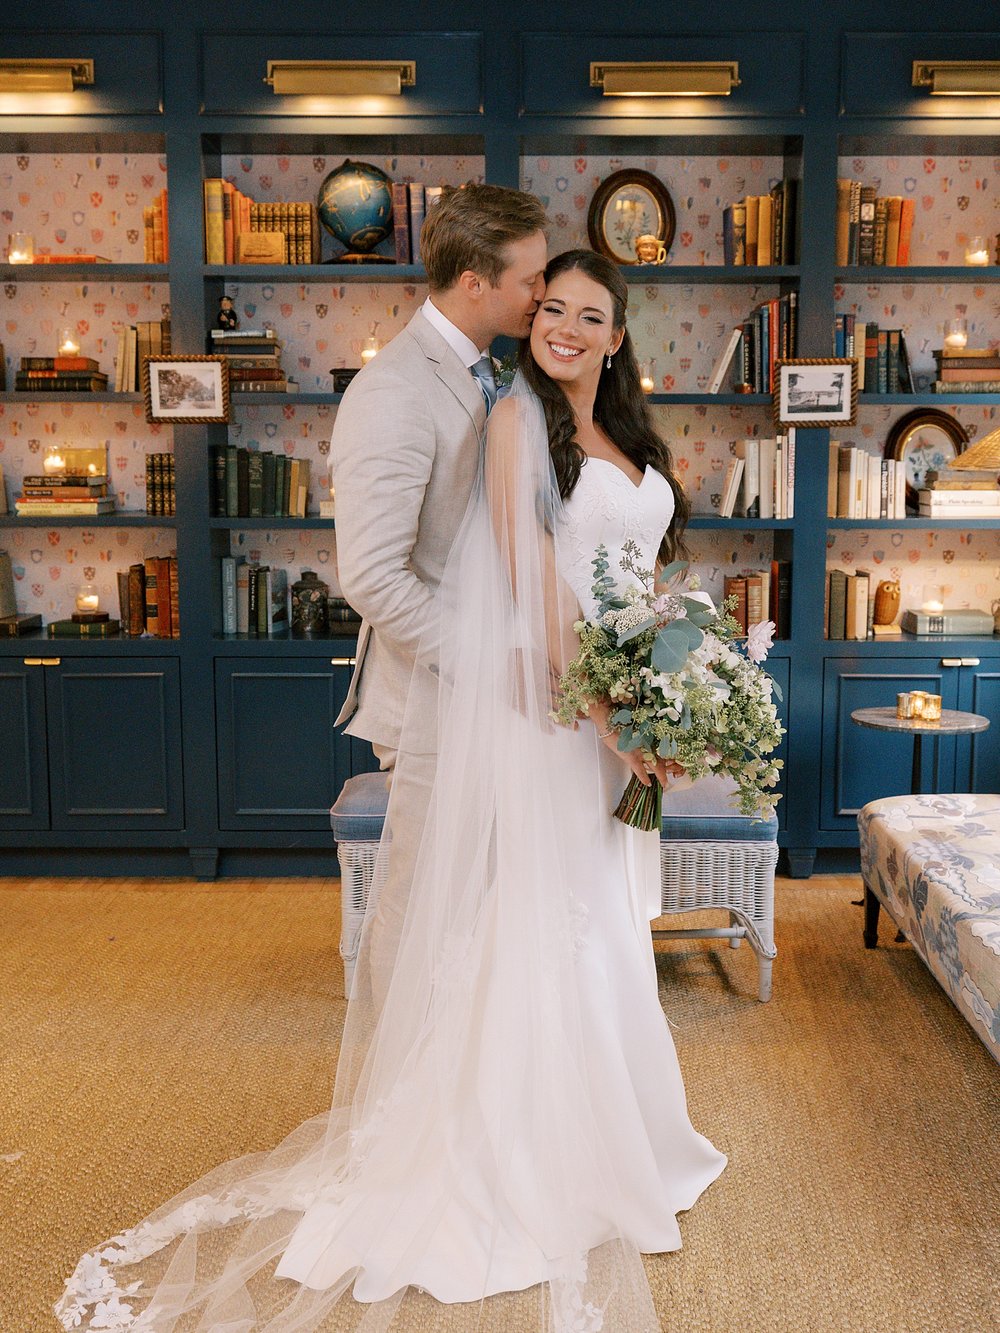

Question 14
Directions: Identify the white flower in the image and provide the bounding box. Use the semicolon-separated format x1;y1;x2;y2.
745;619;775;664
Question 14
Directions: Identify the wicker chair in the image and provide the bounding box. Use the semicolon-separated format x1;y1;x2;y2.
331;770;777;1001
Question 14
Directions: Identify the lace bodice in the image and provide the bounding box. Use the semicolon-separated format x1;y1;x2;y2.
560;459;675;616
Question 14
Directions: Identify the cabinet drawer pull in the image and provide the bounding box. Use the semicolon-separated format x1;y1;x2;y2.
23;657;44;666
960;657;981;667
41;657;61;666
940;658;963;667
330;657;356;667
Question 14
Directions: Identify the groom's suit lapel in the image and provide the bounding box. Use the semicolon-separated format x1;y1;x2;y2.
407;311;487;438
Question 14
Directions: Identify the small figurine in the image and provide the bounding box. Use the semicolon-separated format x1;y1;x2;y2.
634;233;667;265
216;295;238;331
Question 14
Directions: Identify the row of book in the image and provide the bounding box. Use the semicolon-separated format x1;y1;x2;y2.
833;316;915;394
210;446;312;518
391;182;444;264
145;453;175;516
931;346;1000;395
827;568;875;640
220;557;289;635
142;189;170;263
14;471;117;517
114;556;180;637
835;182;915;267
827;444;907;520
718;434;796;519
114;319;172;393
917;464;1000;518
208;329;295;393
723;560;792;638
708;293;799;395
721;181;798;267
203;180;321;265
14;354;108;394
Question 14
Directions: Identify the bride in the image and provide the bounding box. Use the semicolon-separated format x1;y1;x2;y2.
56;250;726;1332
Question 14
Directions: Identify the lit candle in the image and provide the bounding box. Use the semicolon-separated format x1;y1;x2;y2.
7;232;33;263
76;589;100;613
943;318;968;350
922;598;945;614
964;236;989;266
361;321;381;366
639;358;656;394
57;327;81;356
43;448;67;475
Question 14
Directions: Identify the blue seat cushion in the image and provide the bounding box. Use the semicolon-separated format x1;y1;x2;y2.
331;770;777;844
330;771;389;841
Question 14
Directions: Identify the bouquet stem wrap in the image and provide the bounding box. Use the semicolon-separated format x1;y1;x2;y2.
614;774;663;832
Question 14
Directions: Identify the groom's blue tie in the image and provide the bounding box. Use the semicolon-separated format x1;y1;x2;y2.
470;354;497;413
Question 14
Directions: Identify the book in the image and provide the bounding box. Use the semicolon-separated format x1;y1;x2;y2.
48;618;121;637
0;463;7;516
935;365;1000;382
917;502;1000;518
266;567;288;633
857;186;877;266
735;438;759;518
718;456;745;517
706;327;743;393
126;562;146;637
144;555;159;636
722;201;746;266
844;571;869;640
827;569;847;639
31;254;111;264
744;194;759;266
769;559;792;639
0;552;16;618
895;198;914;266
916;488;1000;506
932;380;1000;393
408;183;426;263
723;575;748;633
14;499;117;515
884;196;903;265
221;556;239;634
20;356;101;371
0;613;42;637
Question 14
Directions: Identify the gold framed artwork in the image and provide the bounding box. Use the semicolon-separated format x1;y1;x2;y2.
143;355;231;424
586;169;676;266
883;407;969;511
773;358;857;427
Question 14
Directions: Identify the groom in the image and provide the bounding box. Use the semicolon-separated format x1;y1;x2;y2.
331;183;548;993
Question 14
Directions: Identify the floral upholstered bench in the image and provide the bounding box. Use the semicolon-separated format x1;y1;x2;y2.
858;793;1000;1064
332;770;777;1002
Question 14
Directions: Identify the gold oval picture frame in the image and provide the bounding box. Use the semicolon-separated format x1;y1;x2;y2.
587;169;676;266
884;407;969;512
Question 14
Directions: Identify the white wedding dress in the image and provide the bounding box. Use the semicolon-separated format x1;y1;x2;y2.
56;388;725;1333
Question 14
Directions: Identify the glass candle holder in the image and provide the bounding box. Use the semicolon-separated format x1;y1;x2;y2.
57;326;81;357
921;583;946;614
75;583;101;614
639;359;656;394
942;318;968;350
43;445;67;475
7;231;33;263
361;322;381;366
922;693;943;721
964;235;990;266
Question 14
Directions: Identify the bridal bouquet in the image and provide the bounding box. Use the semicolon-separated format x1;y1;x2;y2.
555;543;784;831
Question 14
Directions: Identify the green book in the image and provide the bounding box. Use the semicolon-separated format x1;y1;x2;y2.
247;450;264;517
261;451;276;516
225;445;239;517
47;618;122;637
272;455;286;517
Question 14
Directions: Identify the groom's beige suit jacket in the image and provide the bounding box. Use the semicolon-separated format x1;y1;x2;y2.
331;308;487;753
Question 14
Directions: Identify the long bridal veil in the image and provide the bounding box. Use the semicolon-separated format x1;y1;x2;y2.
56;378;662;1332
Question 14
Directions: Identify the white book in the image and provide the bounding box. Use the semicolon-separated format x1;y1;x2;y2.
894;460;906;518
114;324;127;394
758;438;776;520
867;453;881;519
706;327;744;393
918;503;1000;518
916;487;1000;506
734;438;759;518
775;442;784;519
784;428;795;519
853;449;866;519
719;456;745;517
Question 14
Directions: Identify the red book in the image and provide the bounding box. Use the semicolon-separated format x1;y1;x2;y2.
32;254;111;264
895;199;915;267
156;555;172;638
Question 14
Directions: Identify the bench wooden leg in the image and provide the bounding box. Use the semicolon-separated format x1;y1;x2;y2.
863;884;880;949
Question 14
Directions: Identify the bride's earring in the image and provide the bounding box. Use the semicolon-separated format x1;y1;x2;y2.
606;352;612;370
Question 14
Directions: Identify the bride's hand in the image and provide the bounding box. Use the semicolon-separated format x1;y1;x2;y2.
588;702;668;787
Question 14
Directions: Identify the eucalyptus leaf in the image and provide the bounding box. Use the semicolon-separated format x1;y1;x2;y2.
617;615;657;645
610;708;633;725
651;632;688;674
666;618;704;650
655;559;688;585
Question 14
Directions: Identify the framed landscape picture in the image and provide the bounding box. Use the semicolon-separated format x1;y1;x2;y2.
773;358;857;427
143;355;231;424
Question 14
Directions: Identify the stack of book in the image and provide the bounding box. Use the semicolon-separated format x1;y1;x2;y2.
827;567;874;640
731;294;798;393
724;434;796;519
835;182;914;266
917;466;1000;519
145;452;175;516
209;329;292;394
220;556;289;635
390;182;445;264
327;595;362;626
203;180;320;265
721;181;798;266
14;355;108;393
210;445;311;517
115;319;172;392
723;569;771;632
828;443;907;519
932;347;1000;394
142;188;170;262
834;316;915;393
141;554;179;638
14;471;116;517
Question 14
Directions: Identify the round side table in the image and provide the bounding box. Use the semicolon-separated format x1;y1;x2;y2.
850;706;990;796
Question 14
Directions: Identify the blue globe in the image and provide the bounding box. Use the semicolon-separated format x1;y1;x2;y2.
317;159;394;254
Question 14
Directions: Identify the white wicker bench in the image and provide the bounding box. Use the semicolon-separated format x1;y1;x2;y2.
331;771;778;1001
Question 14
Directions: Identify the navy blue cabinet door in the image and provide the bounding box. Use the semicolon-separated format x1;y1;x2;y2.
959;661;1000;794
46;658;184;830
820;657;961;831
0;661;49;829
215;658;354;830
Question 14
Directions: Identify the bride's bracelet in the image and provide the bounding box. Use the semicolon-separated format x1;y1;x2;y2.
598;727;615;739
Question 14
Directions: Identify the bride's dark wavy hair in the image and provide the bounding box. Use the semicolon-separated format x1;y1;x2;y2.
517;248;689;564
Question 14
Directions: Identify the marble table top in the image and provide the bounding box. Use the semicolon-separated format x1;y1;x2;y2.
850;706;991;736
